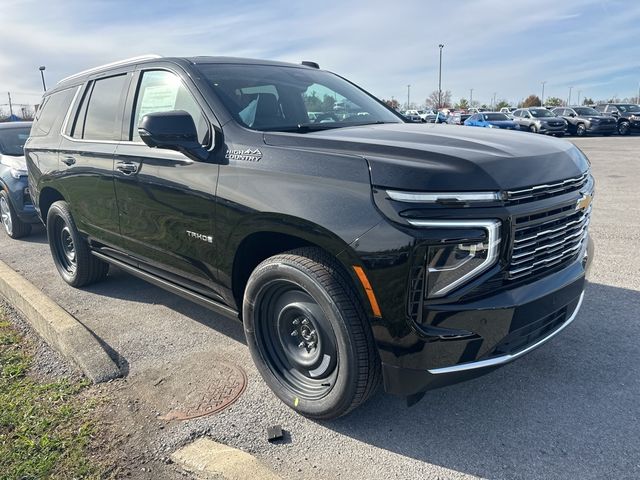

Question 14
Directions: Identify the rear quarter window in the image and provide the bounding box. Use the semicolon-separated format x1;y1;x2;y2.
30;87;76;137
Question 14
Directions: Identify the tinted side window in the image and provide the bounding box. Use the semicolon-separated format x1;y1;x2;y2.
131;70;209;145
30;87;76;137
79;74;128;141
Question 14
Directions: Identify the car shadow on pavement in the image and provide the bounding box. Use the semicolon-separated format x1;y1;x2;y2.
83;266;246;345
325;282;640;479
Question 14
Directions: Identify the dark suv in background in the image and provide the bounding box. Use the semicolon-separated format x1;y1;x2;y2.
0;121;39;238
26;55;593;418
552;106;617;136
512;107;568;135
594;103;640;135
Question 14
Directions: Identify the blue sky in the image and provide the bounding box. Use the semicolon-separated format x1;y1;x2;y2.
1;0;639;109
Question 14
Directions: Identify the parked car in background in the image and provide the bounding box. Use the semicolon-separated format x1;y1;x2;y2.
594;103;640;135
464;112;519;130
512;108;567;136
499;107;517;114
0;121;38;238
402;110;424;122
425;111;448;123
552;106;617;136
447;112;471;125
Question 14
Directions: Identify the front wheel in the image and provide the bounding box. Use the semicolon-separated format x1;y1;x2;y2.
0;191;31;239
46;200;109;287
243;247;381;419
576;123;586;136
618;121;631;135
529;124;538;133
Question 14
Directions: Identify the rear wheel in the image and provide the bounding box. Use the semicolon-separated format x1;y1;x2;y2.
46;200;109;287
0;190;31;239
618;121;631;135
243;247;380;419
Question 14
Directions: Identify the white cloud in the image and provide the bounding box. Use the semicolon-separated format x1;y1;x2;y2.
1;0;639;107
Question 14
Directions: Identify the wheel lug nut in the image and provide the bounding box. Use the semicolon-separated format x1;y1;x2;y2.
302;319;309;325
293;319;300;326
298;342;305;348
308;342;316;349
291;330;298;337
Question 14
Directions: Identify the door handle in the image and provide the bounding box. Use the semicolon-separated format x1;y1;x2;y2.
62;156;76;166
116;161;138;175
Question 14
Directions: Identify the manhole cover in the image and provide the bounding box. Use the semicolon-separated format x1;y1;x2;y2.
132;356;247;421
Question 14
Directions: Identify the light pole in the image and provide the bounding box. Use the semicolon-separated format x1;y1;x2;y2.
39;66;47;91
469;88;474;108
577;90;582;106
567;86;573;106
438;44;444;109
492;92;497;110
541;81;547;105
406;84;411;110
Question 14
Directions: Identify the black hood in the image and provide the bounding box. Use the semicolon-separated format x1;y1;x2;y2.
263;123;589;191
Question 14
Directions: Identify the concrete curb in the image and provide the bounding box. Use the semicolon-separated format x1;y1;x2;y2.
0;259;120;383
171;438;281;480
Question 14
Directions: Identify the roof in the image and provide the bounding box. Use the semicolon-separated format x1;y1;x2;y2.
55;54;317;91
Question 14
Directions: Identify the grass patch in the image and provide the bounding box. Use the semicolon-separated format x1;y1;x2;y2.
0;313;103;479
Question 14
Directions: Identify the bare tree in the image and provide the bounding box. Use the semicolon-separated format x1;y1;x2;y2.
426;90;452;109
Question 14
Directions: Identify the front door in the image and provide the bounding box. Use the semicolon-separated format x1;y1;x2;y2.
113;68;221;299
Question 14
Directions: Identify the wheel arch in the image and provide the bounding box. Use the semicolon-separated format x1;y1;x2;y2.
38;187;65;225
227;216;371;317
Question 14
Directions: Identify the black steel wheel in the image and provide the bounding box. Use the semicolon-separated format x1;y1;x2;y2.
618;121;630;135
243;247;381;419
0;190;31;239
46;200;109;287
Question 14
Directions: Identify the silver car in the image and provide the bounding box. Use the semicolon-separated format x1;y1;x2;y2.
512;108;567;136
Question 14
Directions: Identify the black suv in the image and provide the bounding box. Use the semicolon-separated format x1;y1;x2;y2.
552;106;617;136
26;56;594;418
594;103;640;135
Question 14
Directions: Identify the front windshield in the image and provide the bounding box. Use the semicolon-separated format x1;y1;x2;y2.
0;127;30;156
617;104;640;113
529;109;555;118
574;107;600;116
483;113;509;121
196;64;402;131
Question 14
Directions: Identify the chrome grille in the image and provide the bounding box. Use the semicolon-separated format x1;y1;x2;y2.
506;172;589;204
508;205;591;279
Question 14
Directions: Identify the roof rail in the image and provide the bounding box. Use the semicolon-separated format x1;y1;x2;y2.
57;54;162;84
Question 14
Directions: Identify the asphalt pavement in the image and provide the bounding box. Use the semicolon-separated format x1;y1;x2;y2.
1;135;638;480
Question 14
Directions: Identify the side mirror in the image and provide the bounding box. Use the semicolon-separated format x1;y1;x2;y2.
569;112;576;117
138;110;209;162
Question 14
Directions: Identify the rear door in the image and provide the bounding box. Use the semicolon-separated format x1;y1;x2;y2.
113;65;222;299
57;71;131;245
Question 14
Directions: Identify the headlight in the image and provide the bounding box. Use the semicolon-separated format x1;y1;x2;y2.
406;219;501;297
630;115;640;121
10;168;27;179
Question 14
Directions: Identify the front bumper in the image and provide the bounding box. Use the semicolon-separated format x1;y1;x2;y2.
381;237;593;396
539;124;567;134
2;175;39;223
587;123;616;134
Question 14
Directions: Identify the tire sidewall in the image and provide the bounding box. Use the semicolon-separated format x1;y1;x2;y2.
0;190;14;237
243;260;360;418
46;201;81;285
576;124;586;136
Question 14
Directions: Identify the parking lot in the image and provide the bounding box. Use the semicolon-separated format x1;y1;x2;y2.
1;135;639;479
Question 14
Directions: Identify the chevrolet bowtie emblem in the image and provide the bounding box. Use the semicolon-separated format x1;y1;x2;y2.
576;193;593;211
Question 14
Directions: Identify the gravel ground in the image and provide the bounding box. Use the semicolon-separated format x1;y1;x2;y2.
0;135;639;479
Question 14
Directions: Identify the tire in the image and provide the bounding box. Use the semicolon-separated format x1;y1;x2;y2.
46;200;109;287
576;123;586;136
0;190;31;239
243;247;381;419
618;121;631;136
529;124;538;133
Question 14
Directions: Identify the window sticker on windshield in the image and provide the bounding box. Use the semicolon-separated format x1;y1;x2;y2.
138;84;179;118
